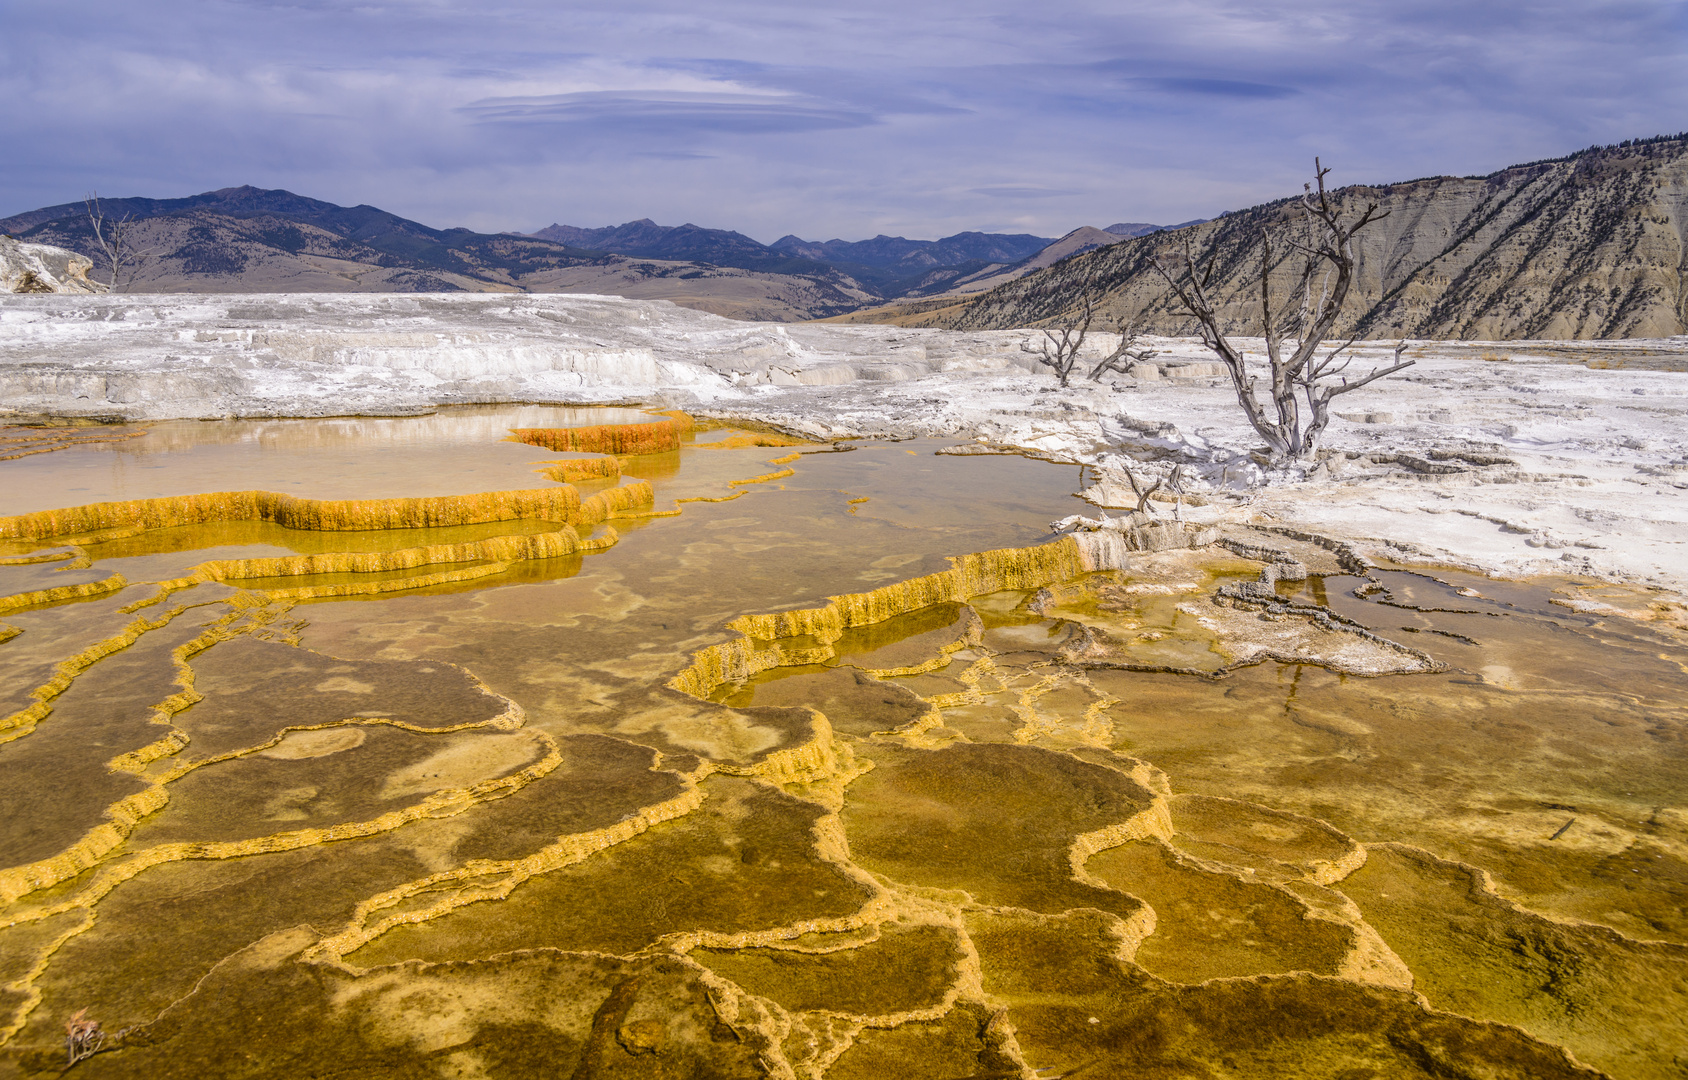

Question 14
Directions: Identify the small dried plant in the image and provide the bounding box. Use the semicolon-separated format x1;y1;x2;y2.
65;1008;103;1066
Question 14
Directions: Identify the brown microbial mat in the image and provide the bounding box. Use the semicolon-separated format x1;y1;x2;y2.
0;408;1683;1079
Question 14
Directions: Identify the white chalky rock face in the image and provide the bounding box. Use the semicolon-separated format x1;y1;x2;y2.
1;290;1686;592
0;236;99;295
0;293;1046;417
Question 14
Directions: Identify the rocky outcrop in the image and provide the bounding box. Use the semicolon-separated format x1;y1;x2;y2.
872;135;1688;340
0;236;99;294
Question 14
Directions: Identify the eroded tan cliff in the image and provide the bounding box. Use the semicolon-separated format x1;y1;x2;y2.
862;136;1688;340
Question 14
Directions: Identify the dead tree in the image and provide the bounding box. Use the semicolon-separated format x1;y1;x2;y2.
1036;288;1096;387
1087;318;1157;381
1049;461;1168;535
84;193;145;293
1149;159;1413;464
1039;285;1159;386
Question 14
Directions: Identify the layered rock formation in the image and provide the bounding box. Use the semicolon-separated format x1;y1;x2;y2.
0;236;99;295
862;135;1688;340
0;293;1044;419
2;399;1686;1076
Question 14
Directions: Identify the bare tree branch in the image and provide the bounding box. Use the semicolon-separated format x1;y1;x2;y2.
1124;465;1163;514
1148;246;1281;455
1323;341;1413;398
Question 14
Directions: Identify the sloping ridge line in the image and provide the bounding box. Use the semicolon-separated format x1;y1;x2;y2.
870;135;1688;340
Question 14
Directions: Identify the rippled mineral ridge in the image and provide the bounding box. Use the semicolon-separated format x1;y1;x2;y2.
0;407;1683;1080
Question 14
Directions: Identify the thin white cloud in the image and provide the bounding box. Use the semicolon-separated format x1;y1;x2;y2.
462;90;876;134
1;0;1682;240
971;186;1084;199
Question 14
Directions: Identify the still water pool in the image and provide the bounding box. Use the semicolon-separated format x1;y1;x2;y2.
0;408;1682;1079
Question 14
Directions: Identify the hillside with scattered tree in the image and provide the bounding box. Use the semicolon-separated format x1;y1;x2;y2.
854;135;1688;340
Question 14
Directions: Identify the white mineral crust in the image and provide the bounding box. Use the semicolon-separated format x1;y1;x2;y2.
2;293;1685;592
0;237;100;295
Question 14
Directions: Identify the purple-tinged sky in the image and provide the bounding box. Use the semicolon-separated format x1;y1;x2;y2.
3;0;1683;241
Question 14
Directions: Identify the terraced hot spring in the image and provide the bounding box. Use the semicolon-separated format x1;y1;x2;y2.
0;407;1682;1080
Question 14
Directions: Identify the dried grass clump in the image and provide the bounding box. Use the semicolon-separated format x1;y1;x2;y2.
65;1009;103;1065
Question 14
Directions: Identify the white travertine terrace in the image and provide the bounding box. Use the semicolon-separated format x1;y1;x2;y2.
3;292;1685;591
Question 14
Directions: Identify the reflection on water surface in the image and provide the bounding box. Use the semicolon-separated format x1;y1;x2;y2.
0;407;1683;1079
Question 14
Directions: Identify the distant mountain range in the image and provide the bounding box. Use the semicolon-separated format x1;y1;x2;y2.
522;221;1222;302
0;186;613;296
531;219;1052;270
529;219;1061;298
9;134;1683;337
530;219;795;271
0;188;887;318
843;134;1688;340
767;231;1053;268
2;189;1187;319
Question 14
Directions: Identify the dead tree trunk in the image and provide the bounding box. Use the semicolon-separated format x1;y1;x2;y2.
1149;160;1413;464
84;194;143;293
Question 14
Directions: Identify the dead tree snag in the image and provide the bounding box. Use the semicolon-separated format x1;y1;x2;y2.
1036;287;1096;387
1039;286;1159;387
1149;159;1413;464
84;193;148;293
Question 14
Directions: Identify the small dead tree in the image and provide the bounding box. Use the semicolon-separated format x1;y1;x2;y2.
1149;159;1413;464
1087;318;1157;381
84;193;146;293
1038;287;1159;387
1036;287;1096;387
1050;460;1171;535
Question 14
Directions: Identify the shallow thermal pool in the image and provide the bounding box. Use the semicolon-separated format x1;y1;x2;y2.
0;408;1683;1079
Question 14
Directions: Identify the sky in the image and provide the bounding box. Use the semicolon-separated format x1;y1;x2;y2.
3;0;1684;243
